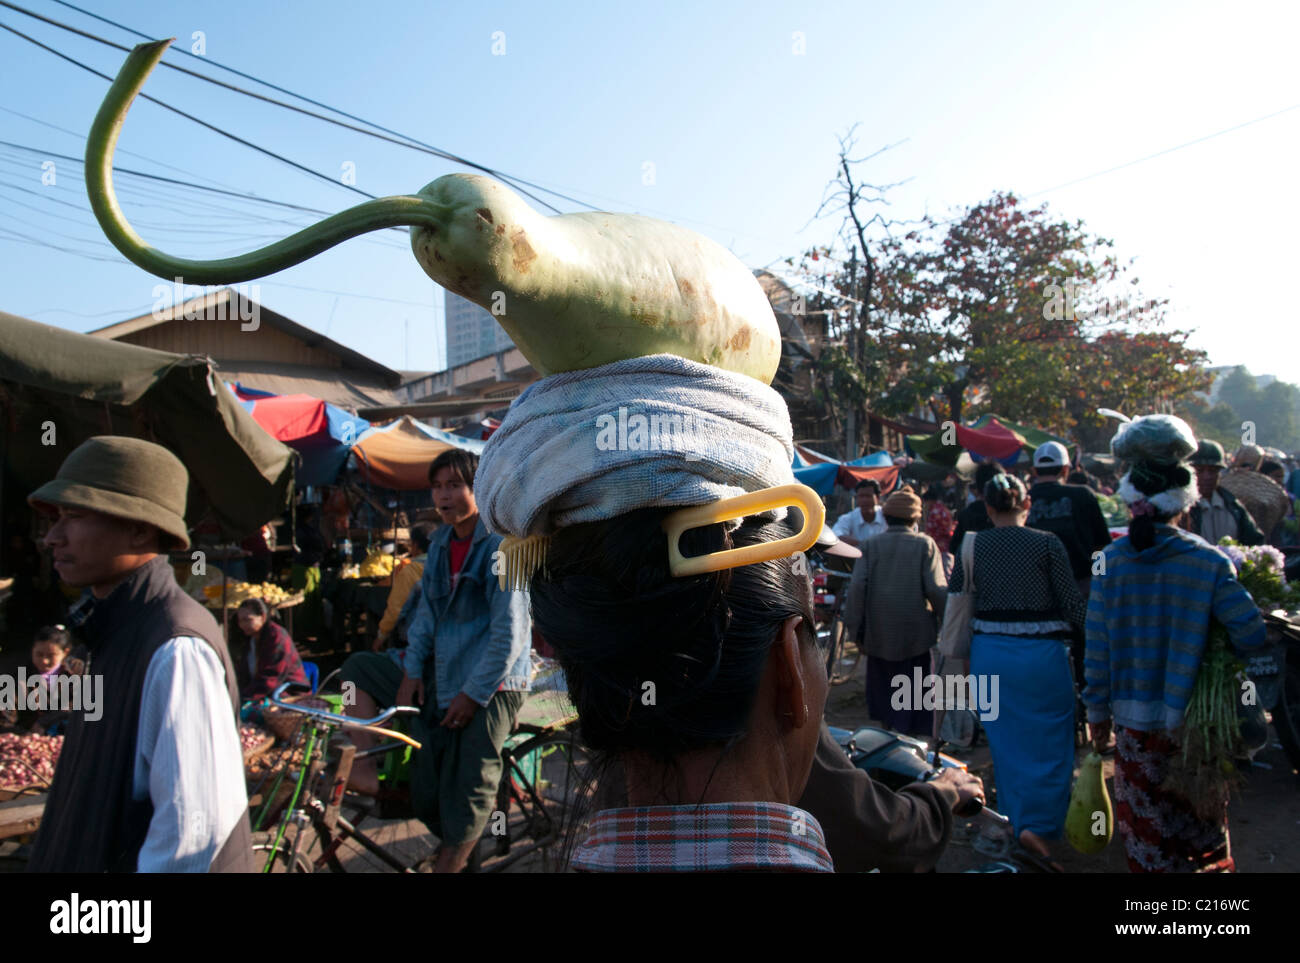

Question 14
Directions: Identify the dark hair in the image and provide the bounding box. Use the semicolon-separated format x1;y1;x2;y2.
529;508;816;766
1035;465;1064;478
884;514;913;528
1127;461;1192;550
236;597;270;620
408;523;434;554
855;479;881;495
1260;460;1284;478
972;461;1005;496
984;473;1028;513
922;485;945;502
428;449;478;488
34;625;71;650
1067;470;1090;485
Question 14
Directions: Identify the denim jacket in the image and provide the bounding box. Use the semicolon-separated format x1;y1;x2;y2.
404;517;532;709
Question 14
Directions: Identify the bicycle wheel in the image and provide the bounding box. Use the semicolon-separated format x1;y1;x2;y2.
824;615;859;685
251;829;314;874
478;730;594;872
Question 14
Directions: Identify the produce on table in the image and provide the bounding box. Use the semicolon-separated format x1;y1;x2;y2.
239;723;273;756
0;732;63;790
85;41;782;385
357;549;396;578
1065;751;1112;854
204;580;294;606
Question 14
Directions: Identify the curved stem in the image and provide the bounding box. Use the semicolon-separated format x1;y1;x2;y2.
85;39;450;285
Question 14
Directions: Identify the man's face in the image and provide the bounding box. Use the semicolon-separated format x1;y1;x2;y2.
1194;464;1221;500
432;467;477;528
43;507;158;594
855;488;878;517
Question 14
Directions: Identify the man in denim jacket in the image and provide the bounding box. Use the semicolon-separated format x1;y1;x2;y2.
343;449;530;872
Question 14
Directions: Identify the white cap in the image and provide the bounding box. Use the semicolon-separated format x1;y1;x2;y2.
1033;441;1069;469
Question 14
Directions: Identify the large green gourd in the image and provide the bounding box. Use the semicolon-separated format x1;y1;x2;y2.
83;40;781;384
1065;751;1113;854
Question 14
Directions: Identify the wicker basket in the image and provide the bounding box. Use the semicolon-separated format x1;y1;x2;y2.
261;694;333;741
1218;468;1290;536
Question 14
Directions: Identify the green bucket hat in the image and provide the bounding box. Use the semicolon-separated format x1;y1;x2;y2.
1189;439;1228;469
28;436;191;550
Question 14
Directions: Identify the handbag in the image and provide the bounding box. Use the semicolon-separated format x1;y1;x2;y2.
937;530;978;659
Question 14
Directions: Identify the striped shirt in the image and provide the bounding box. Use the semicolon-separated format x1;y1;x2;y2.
571;802;833;873
1082;526;1266;731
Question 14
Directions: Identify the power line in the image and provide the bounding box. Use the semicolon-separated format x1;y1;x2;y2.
1026;103;1300;198
2;0;573;213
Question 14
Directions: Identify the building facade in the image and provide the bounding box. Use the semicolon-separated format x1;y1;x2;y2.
445;290;514;369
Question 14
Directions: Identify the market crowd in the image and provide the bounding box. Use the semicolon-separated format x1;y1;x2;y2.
3;420;1296;874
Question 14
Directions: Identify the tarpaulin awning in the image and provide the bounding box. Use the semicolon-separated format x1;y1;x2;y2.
905;414;1074;469
0;310;294;538
837;464;900;492
793;462;839;495
230;384;372;487
350;416;482;490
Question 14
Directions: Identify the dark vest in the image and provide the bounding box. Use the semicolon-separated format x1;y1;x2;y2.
27;556;253;872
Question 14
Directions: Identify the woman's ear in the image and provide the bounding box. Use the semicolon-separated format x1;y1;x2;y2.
772;615;809;729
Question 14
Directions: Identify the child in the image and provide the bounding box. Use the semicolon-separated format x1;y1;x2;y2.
8;626;83;734
31;625;82;681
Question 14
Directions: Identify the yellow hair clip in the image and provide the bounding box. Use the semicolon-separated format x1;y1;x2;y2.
662;483;825;577
495;483;825;589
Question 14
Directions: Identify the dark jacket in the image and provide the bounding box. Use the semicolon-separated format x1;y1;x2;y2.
27;556;253;873
1026;480;1112;579
950;499;993;556
1187;485;1265;546
798;723;957;873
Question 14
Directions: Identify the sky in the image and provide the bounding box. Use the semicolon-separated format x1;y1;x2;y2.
1;0;1297;384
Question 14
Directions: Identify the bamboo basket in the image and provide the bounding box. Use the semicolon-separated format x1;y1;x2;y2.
1218;468;1290;536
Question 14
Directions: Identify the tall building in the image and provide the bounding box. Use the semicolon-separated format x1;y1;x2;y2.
444;289;514;369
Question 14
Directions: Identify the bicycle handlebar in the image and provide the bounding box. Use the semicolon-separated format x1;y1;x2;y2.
268;682;421;729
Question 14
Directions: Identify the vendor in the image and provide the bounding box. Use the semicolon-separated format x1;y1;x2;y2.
234;598;309;702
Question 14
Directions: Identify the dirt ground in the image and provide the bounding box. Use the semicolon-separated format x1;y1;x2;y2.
823;656;1300;873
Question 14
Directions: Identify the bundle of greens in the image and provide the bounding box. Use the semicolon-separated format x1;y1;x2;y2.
1169;538;1291;817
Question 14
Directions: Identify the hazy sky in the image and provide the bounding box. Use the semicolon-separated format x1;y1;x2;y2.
1;0;1296;384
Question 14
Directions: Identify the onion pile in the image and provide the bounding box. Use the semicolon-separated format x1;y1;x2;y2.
240;723;272;755
0;732;64;790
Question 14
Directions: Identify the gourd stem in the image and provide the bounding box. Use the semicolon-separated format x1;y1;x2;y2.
85;39;450;285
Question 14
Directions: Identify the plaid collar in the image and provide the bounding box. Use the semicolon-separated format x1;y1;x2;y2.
571;802;833;873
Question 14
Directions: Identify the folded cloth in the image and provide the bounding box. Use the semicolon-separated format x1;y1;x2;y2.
476;354;795;538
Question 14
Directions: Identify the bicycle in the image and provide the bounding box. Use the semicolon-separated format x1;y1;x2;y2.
811;552;858;685
248;682;593;873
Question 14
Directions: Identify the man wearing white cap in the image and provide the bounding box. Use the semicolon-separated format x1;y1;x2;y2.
1026;441;1112;598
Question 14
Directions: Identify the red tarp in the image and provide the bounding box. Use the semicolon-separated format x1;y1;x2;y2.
836;464;900;492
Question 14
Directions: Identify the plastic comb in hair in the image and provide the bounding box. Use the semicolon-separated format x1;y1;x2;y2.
497;533;550;591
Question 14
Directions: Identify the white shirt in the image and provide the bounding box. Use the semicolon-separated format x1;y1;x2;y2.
1196;490;1238;545
832;506;888;544
132;636;249;873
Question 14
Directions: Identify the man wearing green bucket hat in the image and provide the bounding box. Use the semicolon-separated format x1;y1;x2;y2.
26;436;253;872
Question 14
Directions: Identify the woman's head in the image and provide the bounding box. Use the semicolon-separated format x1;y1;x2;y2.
529;508;824;803
236;597;270;637
32;625;70;673
1121;460;1196;550
984;473;1029;520
971;461;1005;500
